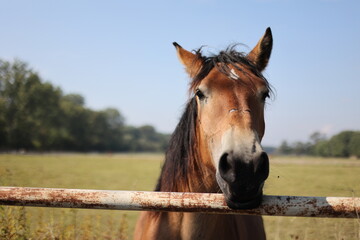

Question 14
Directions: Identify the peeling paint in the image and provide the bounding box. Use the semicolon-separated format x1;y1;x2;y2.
0;187;359;218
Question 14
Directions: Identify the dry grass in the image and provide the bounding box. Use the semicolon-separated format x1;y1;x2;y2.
0;154;359;239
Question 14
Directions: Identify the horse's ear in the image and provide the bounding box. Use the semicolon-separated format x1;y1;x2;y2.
247;27;273;72
173;42;203;78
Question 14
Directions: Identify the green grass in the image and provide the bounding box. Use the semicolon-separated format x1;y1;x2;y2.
0;154;163;239
264;156;360;240
0;154;359;239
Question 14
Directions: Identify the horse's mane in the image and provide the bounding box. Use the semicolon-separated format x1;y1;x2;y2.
155;44;271;193
190;44;272;94
155;97;203;192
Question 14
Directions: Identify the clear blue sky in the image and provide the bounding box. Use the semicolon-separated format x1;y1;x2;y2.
1;0;359;146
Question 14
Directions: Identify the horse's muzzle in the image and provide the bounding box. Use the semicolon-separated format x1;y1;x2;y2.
217;152;269;209
223;184;264;209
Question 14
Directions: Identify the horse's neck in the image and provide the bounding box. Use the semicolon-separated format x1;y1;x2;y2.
183;214;238;239
158;147;217;193
182;154;218;193
153;212;266;240
188;143;218;193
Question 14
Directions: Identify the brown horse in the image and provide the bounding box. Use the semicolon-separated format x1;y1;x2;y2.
134;28;273;240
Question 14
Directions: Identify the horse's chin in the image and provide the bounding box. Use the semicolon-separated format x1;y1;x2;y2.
224;191;263;210
216;171;265;209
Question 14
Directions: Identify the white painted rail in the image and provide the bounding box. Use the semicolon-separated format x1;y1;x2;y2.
0;187;359;218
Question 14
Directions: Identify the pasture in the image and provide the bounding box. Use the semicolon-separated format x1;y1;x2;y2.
0;154;359;239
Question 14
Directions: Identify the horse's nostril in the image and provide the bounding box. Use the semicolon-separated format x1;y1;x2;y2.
219;152;269;185
219;153;236;183
256;152;269;180
219;153;229;170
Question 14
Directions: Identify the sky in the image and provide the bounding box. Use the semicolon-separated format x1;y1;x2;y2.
1;0;359;146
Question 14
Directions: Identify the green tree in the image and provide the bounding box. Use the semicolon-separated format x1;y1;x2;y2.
0;60;64;150
59;97;92;150
276;141;292;155
310;132;326;144
121;125;169;152
63;94;85;106
348;132;360;158
327;131;354;157
292;141;312;155
311;131;360;158
312;140;330;157
0;58;170;152
85;109;124;151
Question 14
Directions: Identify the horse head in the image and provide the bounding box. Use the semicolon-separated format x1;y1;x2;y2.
174;28;273;209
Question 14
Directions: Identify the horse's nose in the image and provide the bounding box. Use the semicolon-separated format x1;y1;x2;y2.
218;152;269;185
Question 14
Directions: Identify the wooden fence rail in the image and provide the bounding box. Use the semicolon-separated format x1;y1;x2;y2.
0;187;359;218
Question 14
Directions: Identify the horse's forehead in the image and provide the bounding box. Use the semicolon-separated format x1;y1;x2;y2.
200;66;265;93
202;70;234;90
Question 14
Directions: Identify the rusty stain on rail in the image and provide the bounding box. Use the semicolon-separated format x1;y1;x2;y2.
0;187;359;218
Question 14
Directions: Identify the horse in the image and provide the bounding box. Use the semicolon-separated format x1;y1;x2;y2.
134;28;273;240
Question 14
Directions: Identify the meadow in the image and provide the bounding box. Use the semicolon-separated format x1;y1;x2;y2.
0;154;359;240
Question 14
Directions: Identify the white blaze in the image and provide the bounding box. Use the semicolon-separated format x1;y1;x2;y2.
229;69;240;80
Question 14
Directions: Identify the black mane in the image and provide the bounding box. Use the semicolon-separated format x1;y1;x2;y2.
191;45;272;94
155;97;199;192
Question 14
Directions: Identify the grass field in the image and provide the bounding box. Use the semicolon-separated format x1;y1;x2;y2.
0;154;359;239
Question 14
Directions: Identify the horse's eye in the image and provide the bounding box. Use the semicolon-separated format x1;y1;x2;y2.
195;89;206;100
262;91;270;102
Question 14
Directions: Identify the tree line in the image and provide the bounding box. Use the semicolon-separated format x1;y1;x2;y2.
0;59;170;152
276;131;360;158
